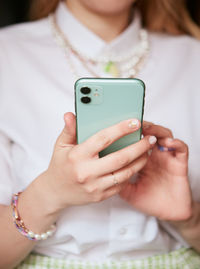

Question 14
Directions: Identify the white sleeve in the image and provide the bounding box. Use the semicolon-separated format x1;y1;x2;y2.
0;31;16;205
0;131;16;205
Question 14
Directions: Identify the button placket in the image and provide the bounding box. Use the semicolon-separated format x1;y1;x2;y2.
119;227;127;236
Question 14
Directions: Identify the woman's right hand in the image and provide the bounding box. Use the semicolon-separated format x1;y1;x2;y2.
43;112;157;211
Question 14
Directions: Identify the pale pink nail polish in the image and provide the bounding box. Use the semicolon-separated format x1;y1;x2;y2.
149;136;157;145
128;119;140;129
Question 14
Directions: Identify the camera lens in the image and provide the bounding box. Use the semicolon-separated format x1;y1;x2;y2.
80;87;91;94
81;96;91;104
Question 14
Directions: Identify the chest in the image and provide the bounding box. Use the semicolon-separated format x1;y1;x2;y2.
7;51;199;190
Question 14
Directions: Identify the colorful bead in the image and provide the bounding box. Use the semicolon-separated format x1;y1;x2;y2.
11;192;56;241
104;62;119;77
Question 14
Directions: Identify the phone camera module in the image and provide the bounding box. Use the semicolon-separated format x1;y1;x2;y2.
80;87;91;94
81;96;91;104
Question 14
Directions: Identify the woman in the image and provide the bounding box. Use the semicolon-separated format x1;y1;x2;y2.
0;0;200;268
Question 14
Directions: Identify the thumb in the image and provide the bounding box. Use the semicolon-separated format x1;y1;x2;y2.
56;112;76;146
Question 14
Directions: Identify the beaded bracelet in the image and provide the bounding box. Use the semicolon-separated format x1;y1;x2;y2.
12;192;56;241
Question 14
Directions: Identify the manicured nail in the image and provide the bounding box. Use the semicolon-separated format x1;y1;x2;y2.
158;145;168;152
167;138;174;143
128;119;140;129
168;147;175;151
149;136;157;145
158;145;175;152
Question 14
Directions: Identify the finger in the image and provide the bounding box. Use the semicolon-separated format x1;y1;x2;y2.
76;118;141;157
96;154;148;191
158;137;188;162
89;135;156;176
143;124;173;138
56;113;77;147
142;121;154;130
101;183;125;200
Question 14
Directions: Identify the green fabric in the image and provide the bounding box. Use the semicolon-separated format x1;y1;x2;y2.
16;248;200;269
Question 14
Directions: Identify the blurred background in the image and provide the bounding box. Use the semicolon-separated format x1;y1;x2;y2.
0;0;200;28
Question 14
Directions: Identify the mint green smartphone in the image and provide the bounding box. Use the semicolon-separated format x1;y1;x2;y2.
75;78;145;157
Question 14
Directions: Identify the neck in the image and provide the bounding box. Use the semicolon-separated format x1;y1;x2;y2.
66;1;132;42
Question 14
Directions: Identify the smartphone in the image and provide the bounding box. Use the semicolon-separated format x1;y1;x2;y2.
75;78;145;157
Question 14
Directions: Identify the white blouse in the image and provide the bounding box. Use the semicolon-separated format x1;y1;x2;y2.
0;1;200;262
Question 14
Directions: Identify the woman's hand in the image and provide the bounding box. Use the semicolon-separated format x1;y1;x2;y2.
42;113;157;212
120;122;193;221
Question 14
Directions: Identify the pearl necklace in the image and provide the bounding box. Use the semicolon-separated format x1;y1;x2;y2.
49;14;150;79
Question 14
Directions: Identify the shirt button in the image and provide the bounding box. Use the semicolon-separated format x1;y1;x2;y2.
119;227;127;235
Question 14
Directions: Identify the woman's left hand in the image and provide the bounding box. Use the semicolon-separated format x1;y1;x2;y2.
120;122;193;221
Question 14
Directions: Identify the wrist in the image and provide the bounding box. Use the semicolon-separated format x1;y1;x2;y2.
17;172;62;234
12;192;56;241
169;201;200;234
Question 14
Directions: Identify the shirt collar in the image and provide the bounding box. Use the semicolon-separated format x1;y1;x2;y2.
55;1;142;58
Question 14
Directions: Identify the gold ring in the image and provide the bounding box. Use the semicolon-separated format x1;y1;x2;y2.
112;173;119;186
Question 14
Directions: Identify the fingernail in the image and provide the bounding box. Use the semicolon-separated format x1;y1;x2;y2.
158;145;175;152
167;138;174;142
158;145;168;152
128;119;140;129
149;136;157;145
148;149;153;156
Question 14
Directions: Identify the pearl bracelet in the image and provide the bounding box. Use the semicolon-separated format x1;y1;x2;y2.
12;192;56;241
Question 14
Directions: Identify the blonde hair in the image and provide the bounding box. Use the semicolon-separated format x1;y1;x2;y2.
30;0;200;39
